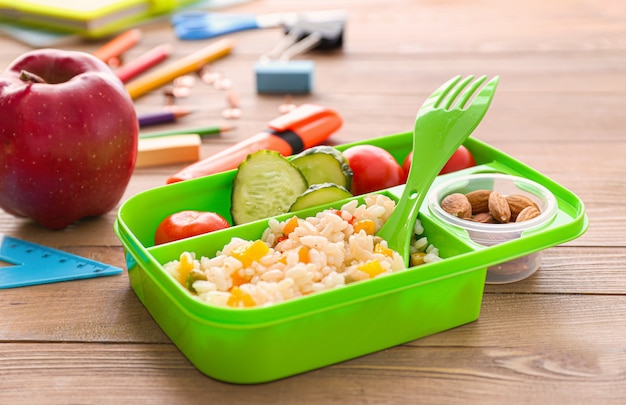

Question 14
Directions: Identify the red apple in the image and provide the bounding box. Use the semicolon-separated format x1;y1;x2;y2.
0;49;138;230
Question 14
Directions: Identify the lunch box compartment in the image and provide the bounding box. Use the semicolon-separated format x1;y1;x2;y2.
115;131;587;383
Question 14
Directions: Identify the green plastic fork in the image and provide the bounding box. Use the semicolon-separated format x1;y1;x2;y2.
377;75;500;265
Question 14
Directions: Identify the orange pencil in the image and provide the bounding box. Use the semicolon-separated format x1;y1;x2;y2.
115;44;172;83
93;28;142;62
125;38;234;99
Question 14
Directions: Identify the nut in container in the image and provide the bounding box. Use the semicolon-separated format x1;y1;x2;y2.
428;173;558;283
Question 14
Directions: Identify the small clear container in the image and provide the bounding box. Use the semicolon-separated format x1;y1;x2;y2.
428;173;558;283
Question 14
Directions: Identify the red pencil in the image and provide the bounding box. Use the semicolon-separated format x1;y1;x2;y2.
115;44;172;83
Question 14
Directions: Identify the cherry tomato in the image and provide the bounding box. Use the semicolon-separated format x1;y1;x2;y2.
401;151;412;182
154;210;230;245
343;145;405;195
440;145;476;174
401;145;476;179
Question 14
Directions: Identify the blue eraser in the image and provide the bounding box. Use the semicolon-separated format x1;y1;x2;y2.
255;60;315;94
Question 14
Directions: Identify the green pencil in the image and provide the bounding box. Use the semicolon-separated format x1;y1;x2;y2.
139;124;234;139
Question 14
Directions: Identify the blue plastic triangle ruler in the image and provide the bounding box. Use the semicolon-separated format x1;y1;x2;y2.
0;234;122;289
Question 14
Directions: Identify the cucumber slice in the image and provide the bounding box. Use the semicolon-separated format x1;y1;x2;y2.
289;183;353;213
231;150;307;225
291;146;353;190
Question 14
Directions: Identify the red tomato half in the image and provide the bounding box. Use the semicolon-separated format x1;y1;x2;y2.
154;210;230;245
343;145;405;195
401;145;476;179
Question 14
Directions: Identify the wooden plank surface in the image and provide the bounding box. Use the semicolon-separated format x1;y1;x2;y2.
1;0;625;403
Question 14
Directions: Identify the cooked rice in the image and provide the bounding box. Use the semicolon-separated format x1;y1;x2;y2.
164;194;441;308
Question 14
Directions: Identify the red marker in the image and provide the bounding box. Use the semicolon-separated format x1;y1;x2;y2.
166;104;343;184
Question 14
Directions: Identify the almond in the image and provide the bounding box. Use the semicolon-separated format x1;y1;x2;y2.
472;212;497;223
516;205;541;222
465;189;491;214
506;194;539;221
488;191;511;223
440;193;472;219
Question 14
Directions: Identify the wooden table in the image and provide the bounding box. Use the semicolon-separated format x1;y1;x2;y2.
1;0;624;403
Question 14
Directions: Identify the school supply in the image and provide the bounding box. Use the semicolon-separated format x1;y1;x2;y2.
125;37;234;99
137;106;194;128
0;234;122;289
255;14;346;94
166;103;342;183
137;134;201;167
93;28;142;62
0;0;201;39
139;124;233;139
171;9;346;41
115;43;172;83
172;11;284;40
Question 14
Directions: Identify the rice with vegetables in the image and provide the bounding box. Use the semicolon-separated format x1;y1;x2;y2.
164;194;442;308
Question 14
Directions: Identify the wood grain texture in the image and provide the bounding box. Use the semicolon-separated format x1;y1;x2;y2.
0;0;624;402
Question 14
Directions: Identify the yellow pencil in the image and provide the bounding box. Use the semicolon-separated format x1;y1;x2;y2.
125;38;234;99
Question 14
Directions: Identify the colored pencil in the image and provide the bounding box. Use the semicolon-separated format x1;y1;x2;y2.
139;124;234;139
125;38;234;99
93;28;142;62
115;44;172;83
137;107;194;128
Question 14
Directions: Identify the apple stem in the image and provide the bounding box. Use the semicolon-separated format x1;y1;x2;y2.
19;69;47;84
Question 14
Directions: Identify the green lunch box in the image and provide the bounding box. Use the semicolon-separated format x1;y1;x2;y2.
114;131;588;384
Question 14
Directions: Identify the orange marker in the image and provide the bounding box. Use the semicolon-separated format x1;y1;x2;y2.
115;43;172;83
166;104;343;184
93;28;142;62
